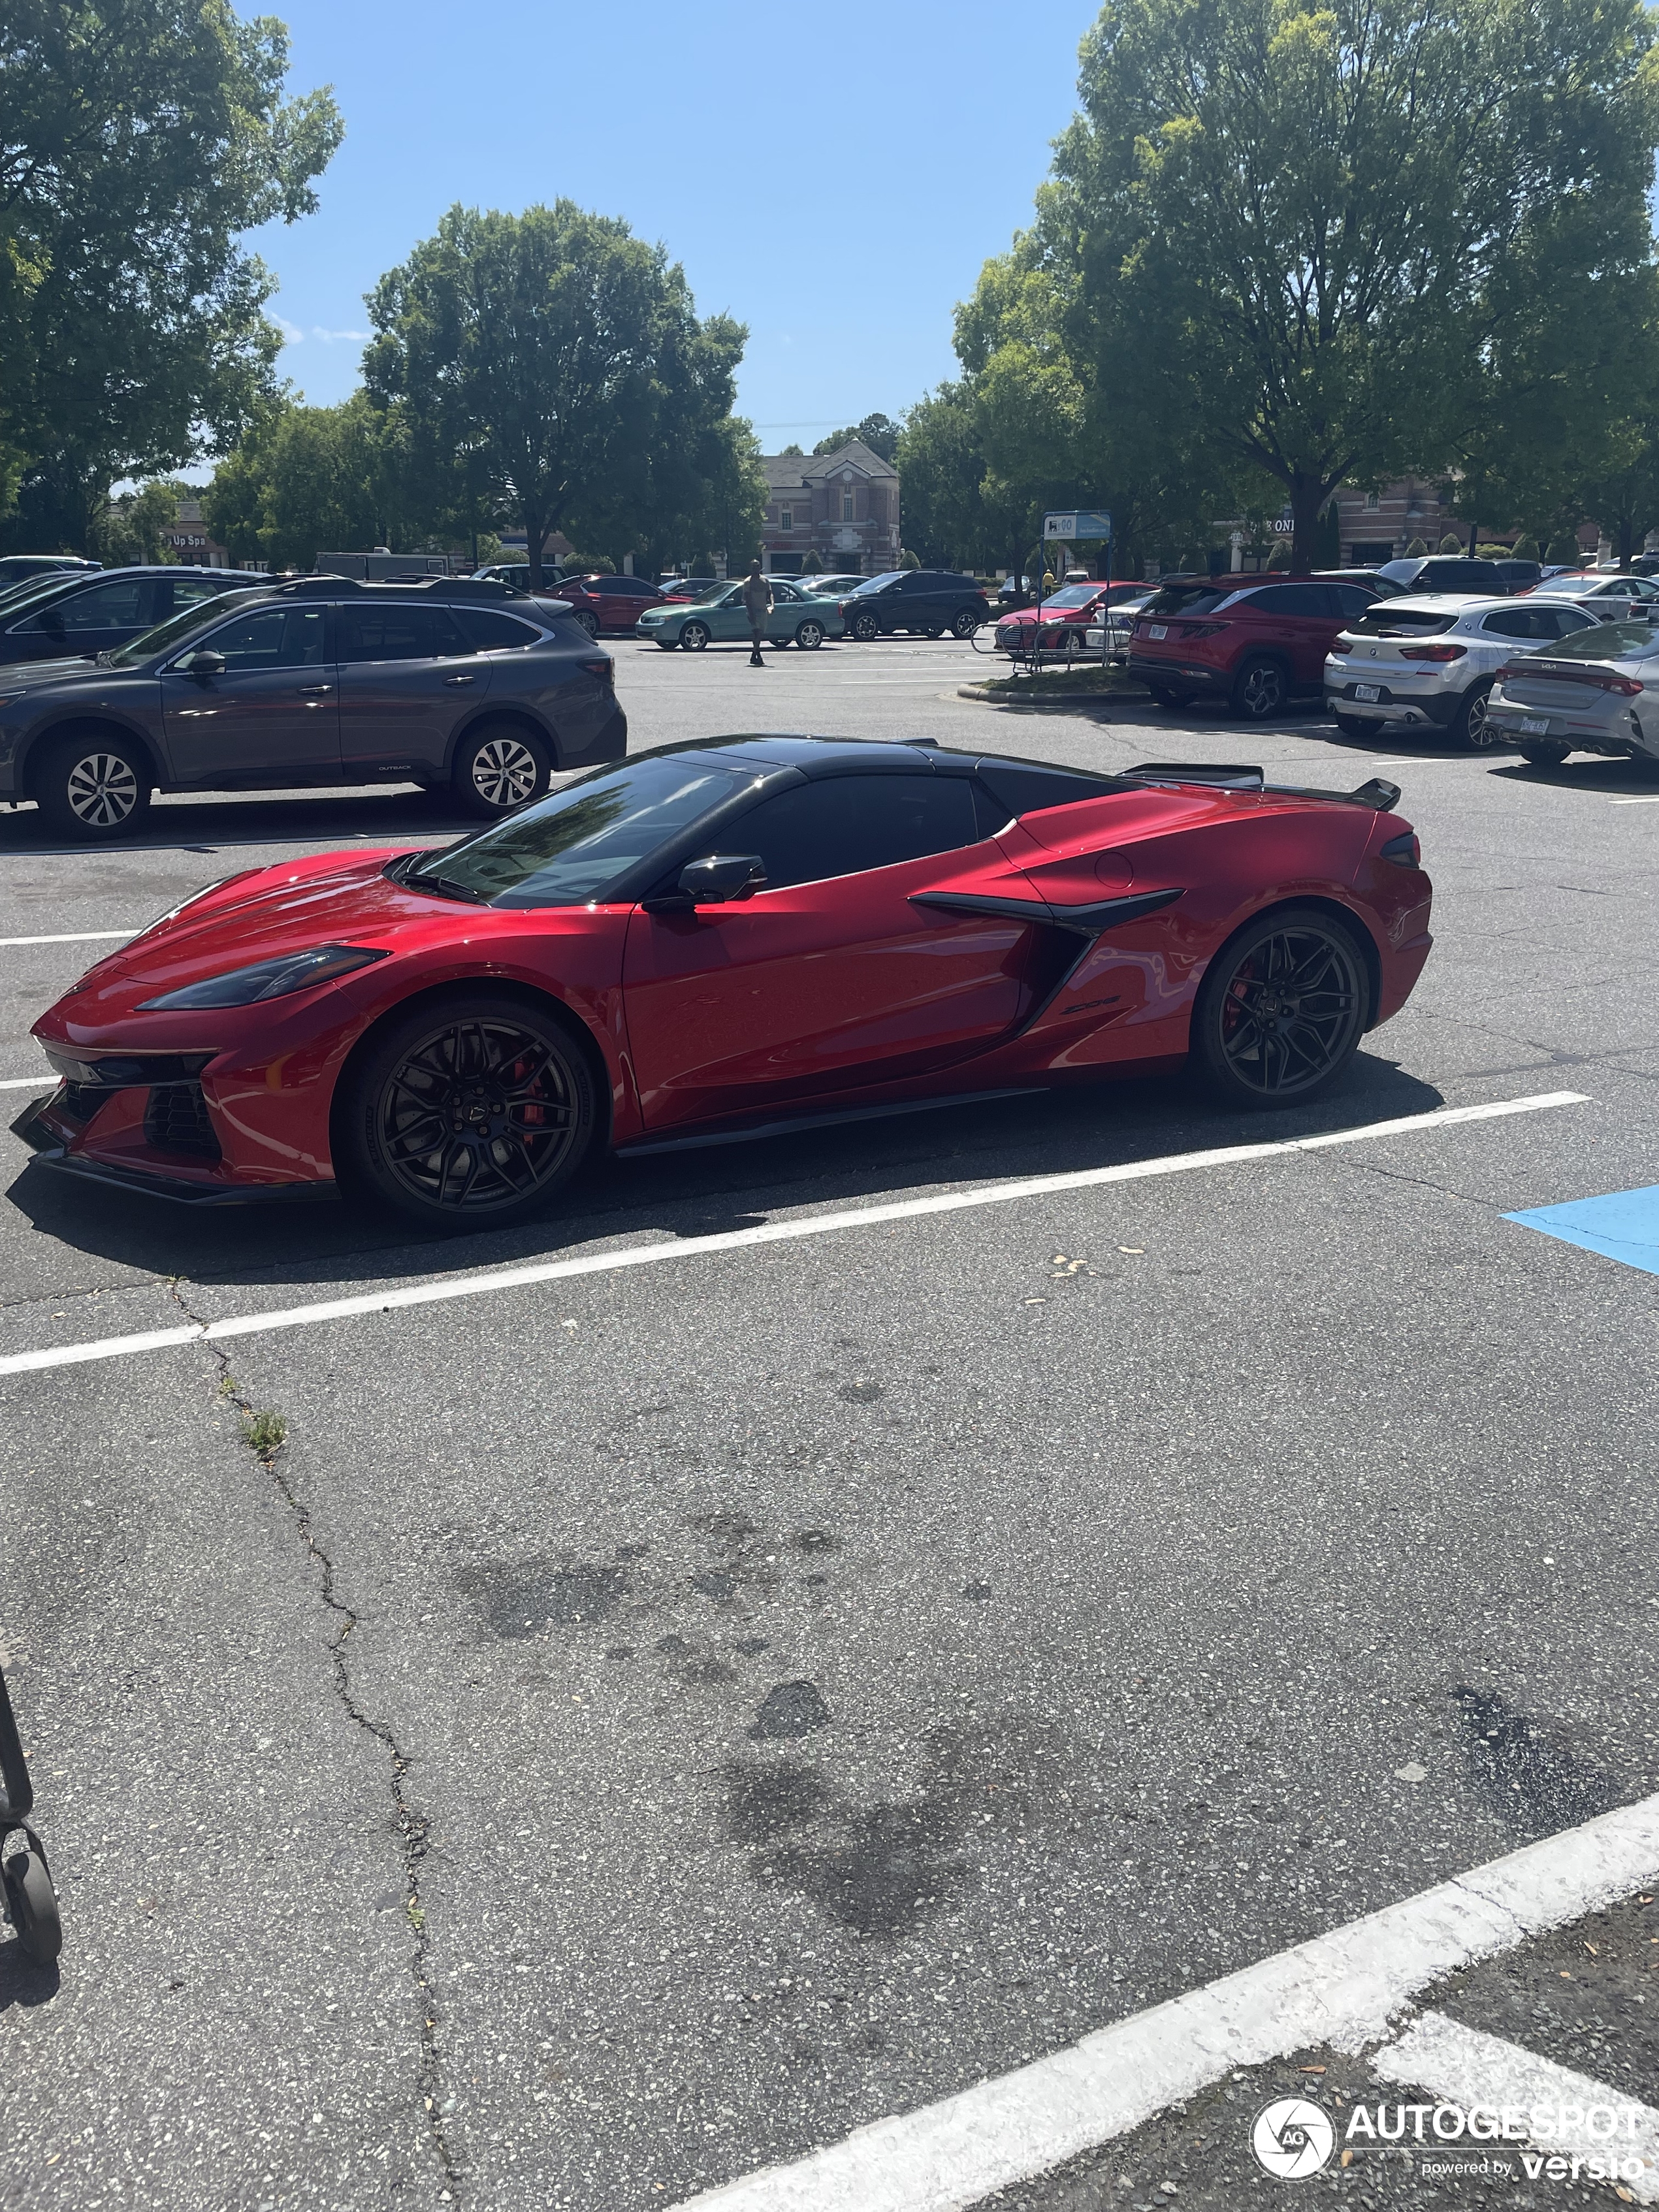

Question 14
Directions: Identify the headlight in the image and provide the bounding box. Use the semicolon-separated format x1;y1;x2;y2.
138;944;390;1011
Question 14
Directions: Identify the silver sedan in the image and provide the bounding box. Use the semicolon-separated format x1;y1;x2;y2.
1486;619;1659;767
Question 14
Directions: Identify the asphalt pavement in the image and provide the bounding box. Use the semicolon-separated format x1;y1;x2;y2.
1;634;1656;2211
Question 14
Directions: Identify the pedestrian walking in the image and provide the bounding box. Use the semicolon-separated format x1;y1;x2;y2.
742;559;773;667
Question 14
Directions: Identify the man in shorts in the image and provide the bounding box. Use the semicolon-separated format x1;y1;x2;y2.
742;558;773;667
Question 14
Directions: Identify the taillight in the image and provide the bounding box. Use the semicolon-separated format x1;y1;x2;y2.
580;657;613;682
1399;642;1467;661
1332;633;1357;651
1380;830;1421;869
1608;673;1645;696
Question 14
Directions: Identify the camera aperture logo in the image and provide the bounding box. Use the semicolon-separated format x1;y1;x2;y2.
1251;2098;1336;2179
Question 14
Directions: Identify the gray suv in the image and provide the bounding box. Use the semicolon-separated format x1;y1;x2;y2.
0;575;626;841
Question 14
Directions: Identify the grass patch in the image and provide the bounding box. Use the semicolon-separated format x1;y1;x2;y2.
969;664;1136;698
242;1409;288;1456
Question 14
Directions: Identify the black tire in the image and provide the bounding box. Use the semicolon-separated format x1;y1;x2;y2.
32;729;152;841
794;618;825;650
1231;655;1289;722
1453;681;1500;750
339;993;600;1229
4;1846;62;1964
1333;711;1372;737
680;620;711;652
451;720;551;819
654;639;679;651
576;611;600;639
951;607;981;639
1148;684;1188;709
851;611;879;641
921;626;943;640
1518;740;1570;767
1192;904;1369;1110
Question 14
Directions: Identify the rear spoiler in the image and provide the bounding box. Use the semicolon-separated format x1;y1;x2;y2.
1125;762;1401;812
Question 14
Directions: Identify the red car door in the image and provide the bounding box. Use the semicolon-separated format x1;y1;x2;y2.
621;771;1036;1131
1244;581;1347;686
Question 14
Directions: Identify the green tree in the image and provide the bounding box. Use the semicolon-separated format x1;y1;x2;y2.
895;381;1033;579
1044;0;1659;570
205;394;423;569
93;479;185;565
366;200;747;588
0;0;342;550
814;413;901;463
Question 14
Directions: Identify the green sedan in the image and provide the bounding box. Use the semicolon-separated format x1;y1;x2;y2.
636;578;846;651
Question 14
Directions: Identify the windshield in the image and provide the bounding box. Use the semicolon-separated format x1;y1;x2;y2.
1543;620;1659;660
1143;583;1231;616
105;588;264;667
848;572;903;596
1029;586;1100;611
409;754;753;907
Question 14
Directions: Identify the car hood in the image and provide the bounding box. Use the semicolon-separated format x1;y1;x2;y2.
0;654;114;690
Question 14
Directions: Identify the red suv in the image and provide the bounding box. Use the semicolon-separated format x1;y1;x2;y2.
555;573;669;637
1129;576;1381;720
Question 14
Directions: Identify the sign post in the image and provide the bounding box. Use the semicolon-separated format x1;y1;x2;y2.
1042;509;1114;668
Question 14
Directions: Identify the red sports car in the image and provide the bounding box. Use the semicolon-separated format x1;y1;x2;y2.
17;739;1432;1229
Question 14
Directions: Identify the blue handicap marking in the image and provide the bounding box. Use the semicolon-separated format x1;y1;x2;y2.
1505;1183;1659;1277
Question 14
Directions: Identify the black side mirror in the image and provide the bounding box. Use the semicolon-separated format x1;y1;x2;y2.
678;854;767;904
180;649;225;676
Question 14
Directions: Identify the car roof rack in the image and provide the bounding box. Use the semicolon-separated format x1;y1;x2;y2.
269;575;534;602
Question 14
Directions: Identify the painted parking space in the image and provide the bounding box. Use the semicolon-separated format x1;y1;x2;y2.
1506;1184;1659;1278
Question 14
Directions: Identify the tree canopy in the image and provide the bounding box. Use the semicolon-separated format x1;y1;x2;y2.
814;413;901;463
0;0;342;551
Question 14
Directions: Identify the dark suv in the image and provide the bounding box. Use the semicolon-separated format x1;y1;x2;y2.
1127;575;1381;718
0;576;626;842
837;570;989;640
0;565;267;665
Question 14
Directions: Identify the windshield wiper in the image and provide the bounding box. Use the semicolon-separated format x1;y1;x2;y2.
409;869;488;905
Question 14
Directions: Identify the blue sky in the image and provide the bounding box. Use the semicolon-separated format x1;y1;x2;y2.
238;1;1101;446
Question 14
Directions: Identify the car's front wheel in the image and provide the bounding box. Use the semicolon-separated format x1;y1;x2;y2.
1231;655;1289;721
1192;905;1369;1110
795;619;824;649
680;620;711;652
1518;740;1570;767
339;993;599;1228
951;607;981;639
452;720;551;818
33;729;152;841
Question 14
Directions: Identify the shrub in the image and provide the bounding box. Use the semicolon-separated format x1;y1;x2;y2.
1405;537;1429;557
1509;536;1540;563
1438;532;1465;554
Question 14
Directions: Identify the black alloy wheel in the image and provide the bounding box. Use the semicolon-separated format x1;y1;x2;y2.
1231;655;1288;722
794;618;824;650
452;721;551;818
679;620;711;652
342;996;598;1227
34;731;152;841
951;607;981;639
1193;906;1368;1108
851;611;879;641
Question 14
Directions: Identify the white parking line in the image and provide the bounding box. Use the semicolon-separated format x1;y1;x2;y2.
0;1091;1586;1380
1374;2013;1659;2201
0;929;137;948
0;1074;48;1091
669;1788;1659;2211
1609;795;1659;805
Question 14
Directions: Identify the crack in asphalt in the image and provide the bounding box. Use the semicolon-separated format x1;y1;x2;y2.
167;1281;464;2205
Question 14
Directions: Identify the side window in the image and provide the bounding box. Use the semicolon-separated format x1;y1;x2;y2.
1481;608;1542;639
168;577;234;616
337;604;451;662
455;608;542;650
20;579;151;633
202;604;327;670
734;774;982;890
1548;607;1596;636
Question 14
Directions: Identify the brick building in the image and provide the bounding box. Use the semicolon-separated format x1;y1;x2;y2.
759;439;900;577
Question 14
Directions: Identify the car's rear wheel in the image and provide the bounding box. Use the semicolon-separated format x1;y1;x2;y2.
1333;711;1372;737
1231;655;1289;721
951;607;980;639
340;994;599;1229
680;620;711;652
1192;905;1369;1110
1454;681;1500;749
33;729;152;841
1518;740;1570;767
795;618;824;650
452;720;551;818
851;611;879;641
575;611;600;639
1147;683;1188;709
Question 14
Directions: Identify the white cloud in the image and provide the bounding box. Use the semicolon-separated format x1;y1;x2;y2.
310;326;371;345
275;315;304;343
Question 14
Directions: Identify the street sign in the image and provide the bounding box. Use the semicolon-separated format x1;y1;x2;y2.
1043;509;1112;542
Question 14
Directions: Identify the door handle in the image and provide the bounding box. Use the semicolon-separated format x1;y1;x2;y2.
296;683;332;696
443;673;476;686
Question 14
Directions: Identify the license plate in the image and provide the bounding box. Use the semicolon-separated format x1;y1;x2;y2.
1520;716;1551;735
1147;623;1168;639
1353;683;1380;703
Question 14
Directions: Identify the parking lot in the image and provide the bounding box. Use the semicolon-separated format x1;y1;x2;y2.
2;633;1657;2211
